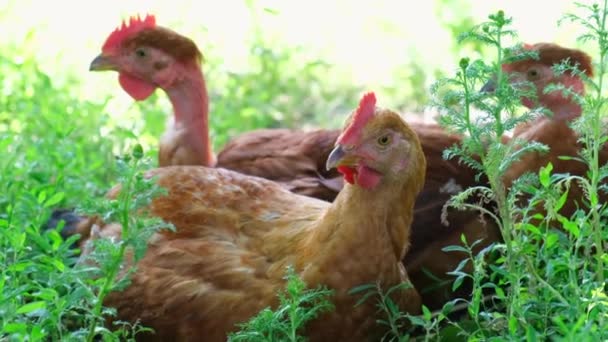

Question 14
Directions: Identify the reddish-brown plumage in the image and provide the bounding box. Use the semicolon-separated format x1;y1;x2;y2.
500;43;607;220
217;128;343;201
417;43;606;309
61;98;427;341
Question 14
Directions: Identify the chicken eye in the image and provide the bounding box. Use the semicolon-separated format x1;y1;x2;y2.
527;68;539;79
377;135;391;146
135;48;147;58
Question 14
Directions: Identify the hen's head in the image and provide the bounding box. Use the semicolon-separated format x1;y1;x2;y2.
326;92;426;191
90;14;203;100
483;43;592;116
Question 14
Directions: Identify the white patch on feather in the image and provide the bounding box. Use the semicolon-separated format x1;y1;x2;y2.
259;211;281;221
233;267;255;274
439;178;463;194
223;184;245;194
159;118;184;147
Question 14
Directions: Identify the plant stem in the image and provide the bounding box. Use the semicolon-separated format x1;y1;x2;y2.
589;0;608;285
85;160;139;342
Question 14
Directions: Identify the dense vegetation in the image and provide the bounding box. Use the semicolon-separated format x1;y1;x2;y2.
1;1;607;341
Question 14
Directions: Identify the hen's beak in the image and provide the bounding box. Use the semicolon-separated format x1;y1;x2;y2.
326;145;358;171
480;78;497;93
89;54;118;72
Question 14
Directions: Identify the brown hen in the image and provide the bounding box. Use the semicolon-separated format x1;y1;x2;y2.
61;93;426;341
417;43;605;309
413;43;605;311
487;43;607;219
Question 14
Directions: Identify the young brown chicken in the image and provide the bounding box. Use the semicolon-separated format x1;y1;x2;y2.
90;15;214;167
485;43;605;219
415;43;602;310
62;92;426;341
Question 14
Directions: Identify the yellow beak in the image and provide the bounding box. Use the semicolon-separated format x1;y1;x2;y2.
89;54;119;71
325;145;358;171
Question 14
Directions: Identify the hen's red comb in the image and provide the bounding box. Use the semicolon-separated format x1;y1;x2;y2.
337;92;377;145
523;43;534;50
102;14;157;53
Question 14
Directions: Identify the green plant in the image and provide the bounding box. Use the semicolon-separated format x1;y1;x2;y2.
76;146;172;342
0;44;169;340
229;267;334;342
424;3;608;340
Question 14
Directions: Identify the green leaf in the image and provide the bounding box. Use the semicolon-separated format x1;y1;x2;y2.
554;188;569;212
37;190;47;204
408;315;426;327
49;257;65;272
3;322;27;333
558;216;580;238
452;276;465;291
442;245;469;253
31;324;45;341
545;232;559;249
43;191;65;207
521;223;541;235
16;301;46;314
421;305;432;321
348;283;376;295
46;229;63;251
539;162;553;188
132;144;144;159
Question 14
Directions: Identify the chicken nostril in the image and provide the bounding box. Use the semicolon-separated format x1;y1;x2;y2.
154;61;168;70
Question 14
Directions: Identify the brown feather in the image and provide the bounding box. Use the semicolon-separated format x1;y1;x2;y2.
217;129;341;201
123;27;203;64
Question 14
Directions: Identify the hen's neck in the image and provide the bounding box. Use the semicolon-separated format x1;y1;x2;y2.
305;179;419;272
163;65;214;166
546;101;582;121
544;75;584;121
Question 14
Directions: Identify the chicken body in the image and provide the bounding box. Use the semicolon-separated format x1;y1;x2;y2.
102;167;413;341
62;93;426;341
496;43;607;219
217;128;343;201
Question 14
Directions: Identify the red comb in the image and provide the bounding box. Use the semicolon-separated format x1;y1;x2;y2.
522;43;534;50
102;14;156;53
337;92;377;145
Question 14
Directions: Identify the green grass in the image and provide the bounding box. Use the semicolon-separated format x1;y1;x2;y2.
1;1;608;341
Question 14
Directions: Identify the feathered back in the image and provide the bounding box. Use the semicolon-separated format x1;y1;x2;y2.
102;14;203;64
505;42;593;77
